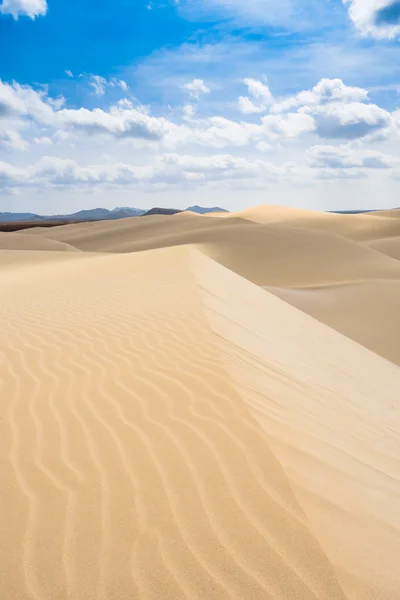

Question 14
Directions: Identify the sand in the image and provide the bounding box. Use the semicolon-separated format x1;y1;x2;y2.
1;206;400;600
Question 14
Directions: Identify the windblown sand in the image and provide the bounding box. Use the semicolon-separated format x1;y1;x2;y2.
1;206;400;600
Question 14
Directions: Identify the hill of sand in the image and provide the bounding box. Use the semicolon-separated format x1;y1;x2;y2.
0;231;81;252
1;205;400;600
364;236;400;261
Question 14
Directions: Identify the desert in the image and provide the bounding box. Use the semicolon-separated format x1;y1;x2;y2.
1;204;400;600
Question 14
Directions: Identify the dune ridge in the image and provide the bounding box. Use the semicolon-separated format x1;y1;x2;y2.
193;248;400;599
9;206;400;364
1;205;400;600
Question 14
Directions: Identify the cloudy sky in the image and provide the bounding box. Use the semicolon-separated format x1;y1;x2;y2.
1;0;400;213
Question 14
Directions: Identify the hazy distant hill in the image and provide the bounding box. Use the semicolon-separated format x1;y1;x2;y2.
142;208;183;216
0;205;229;223
0;212;48;222
186;205;229;214
0;207;146;222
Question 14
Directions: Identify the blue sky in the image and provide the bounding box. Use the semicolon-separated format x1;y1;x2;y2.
1;0;400;212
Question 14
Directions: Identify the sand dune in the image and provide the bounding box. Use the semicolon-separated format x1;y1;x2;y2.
1;206;400;600
364;236;400;261
267;280;400;365
199;224;400;287
231;204;400;241
0;231;81;252
369;208;400;218
17;212;400;286
21;213;254;252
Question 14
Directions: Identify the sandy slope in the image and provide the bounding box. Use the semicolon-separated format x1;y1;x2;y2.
13;208;400;364
1;205;400;600
0;231;80;252
219;204;400;241
266;280;400;365
1;245;399;600
364;236;400;261
369;208;400;218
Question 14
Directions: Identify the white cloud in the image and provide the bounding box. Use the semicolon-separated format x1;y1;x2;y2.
238;96;266;114
183;79;210;99
0;79;180;142
0;80;56;121
57;105;179;141
262;112;316;139
1;77;399;152
0;156;153;189
308;145;400;168
34;136;53;145
0;161;29;186
162;152;264;177
0;0;47;19
65;70;74;78
1;75;400;208
0;129;28;150
343;0;400;39
271;78;369;114
88;75;129;96
89;75;108;97
182;104;196;120
119;80;129;92
263;79;394;140
238;78;273;114
256;141;272;152
0;154;276;190
305;102;392;140
189;116;262;147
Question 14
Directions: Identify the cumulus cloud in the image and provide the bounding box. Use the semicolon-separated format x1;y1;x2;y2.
2;77;398;150
0;129;28;150
271;79;369;114
162;153;266;178
57;105;177;140
262;112;316;139
182;104;196;120
183;79;210;99
1;75;400;198
256;141;272;152
0;153;283;190
265;79;393;140
0;80;58;121
0;161;29;186
343;0;400;39
308;145;400;169
34;136;53;145
0;80;178;142
0;0;47;19
304;102;392;140
0;156;153;189
238;78;273;114
0;149;391;194
189;116;262;147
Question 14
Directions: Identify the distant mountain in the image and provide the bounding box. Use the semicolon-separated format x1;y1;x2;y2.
111;207;146;216
328;209;399;214
142;207;183;217
0;212;48;222
329;210;374;215
0;207;146;222
186;205;229;214
0;205;228;223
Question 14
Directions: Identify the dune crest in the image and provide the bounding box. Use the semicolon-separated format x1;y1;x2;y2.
193;248;400;599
